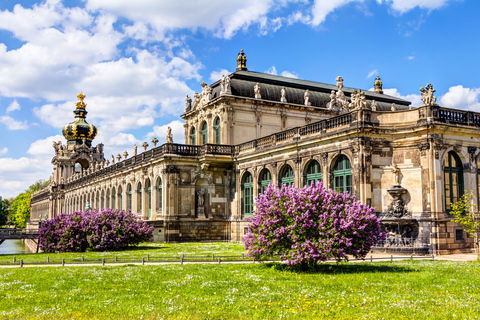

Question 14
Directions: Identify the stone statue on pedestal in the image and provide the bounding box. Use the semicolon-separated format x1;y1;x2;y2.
254;83;261;99
304;90;311;106
280;87;287;103
166;127;173;143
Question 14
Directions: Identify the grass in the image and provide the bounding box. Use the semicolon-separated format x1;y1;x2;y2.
0;243;479;319
0;242;248;263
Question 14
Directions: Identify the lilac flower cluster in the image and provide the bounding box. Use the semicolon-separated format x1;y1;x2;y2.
39;209;154;252
244;182;385;267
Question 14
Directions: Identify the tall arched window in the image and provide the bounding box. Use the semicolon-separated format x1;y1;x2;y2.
279;164;294;187
214;117;221;144
95;191;100;209
445;151;464;212
101;190;105;209
242;172;254;218
333;155;352;194
157;177;163;212
190;127;196;145
112;187;116;209
258;169;272;194
137;182;142;213
201;121;208;145
106;189;110;208
146;179;152;219
304;160;322;186
117;186;123;210
127;184;132;211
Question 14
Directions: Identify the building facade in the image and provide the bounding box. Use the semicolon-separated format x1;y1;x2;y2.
31;51;480;253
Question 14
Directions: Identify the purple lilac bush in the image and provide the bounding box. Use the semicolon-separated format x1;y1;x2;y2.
244;182;385;267
39;209;153;252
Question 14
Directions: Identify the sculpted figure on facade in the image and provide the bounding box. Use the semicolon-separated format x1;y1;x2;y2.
133;144;137;156
200;81;212;106
371;100;377;111
391;103;396;111
254;82;261;99
280;86;287;103
420;83;437;106
111;154;115;164
328;90;337;111
192;92;201;110
336;76;344;90
166;127;173;143
392;163;401;186
220;75;231;95
304;89;311;106
185;95;192;112
197;188;205;207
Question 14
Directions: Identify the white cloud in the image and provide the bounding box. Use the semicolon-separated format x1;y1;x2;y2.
377;0;456;14
6;100;20;113
210;69;231;82
367;69;378;79
408;55;415;60
281;71;299;78
0;147;7;155
147;120;185;144
440;85;480;111
86;0;289;39
27;134;64;156
265;66;278;75
310;0;363;26
381;88;423;108
0;115;28;130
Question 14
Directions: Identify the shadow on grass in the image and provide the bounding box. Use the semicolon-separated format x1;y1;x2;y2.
261;262;416;274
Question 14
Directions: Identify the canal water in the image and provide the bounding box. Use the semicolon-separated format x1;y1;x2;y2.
0;240;31;255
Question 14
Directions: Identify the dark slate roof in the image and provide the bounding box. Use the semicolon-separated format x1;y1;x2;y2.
210;70;411;111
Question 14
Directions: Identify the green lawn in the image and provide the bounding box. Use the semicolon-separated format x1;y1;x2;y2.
0;247;479;319
0;242;247;263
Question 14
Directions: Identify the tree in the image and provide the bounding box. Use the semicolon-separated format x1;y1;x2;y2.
0;196;9;227
244;182;385;268
450;191;480;257
8;179;49;228
9;193;31;228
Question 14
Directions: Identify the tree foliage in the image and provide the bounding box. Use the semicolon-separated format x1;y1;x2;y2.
450;191;480;254
9;193;31;228
8;179;49;228
244;183;385;267
39;209;154;252
0;196;9;226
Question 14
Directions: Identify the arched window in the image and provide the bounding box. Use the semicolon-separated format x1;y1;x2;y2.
201;121;208;145
279;164;294;187
117;186;123;210
214;117;221;144
95;191;100;209
146;179;152;219
127;184;132;211
304;160;322;186
445;151;464;212
190;127;196;145
112;187;116;209
106;189;110;208
333;155;352;194
258;169;272;194
101;190;105;209
137;182;142;213
157;177;163;212
242;172;254;218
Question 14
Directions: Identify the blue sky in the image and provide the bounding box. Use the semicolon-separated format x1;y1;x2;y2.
0;0;479;198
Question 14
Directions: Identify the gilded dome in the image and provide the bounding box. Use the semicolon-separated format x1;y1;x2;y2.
62;92;98;147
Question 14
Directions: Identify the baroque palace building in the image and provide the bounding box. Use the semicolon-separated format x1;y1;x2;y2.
30;50;480;254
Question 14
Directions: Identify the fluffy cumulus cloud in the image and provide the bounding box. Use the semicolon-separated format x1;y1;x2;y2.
376;0;457;14
147;120;185;144
265;66;299;78
210;69;231;82
0;115;28;130
0;134;64;197
381;88;423;108
0;147;7;155
6;100;21;113
440;85;480;111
